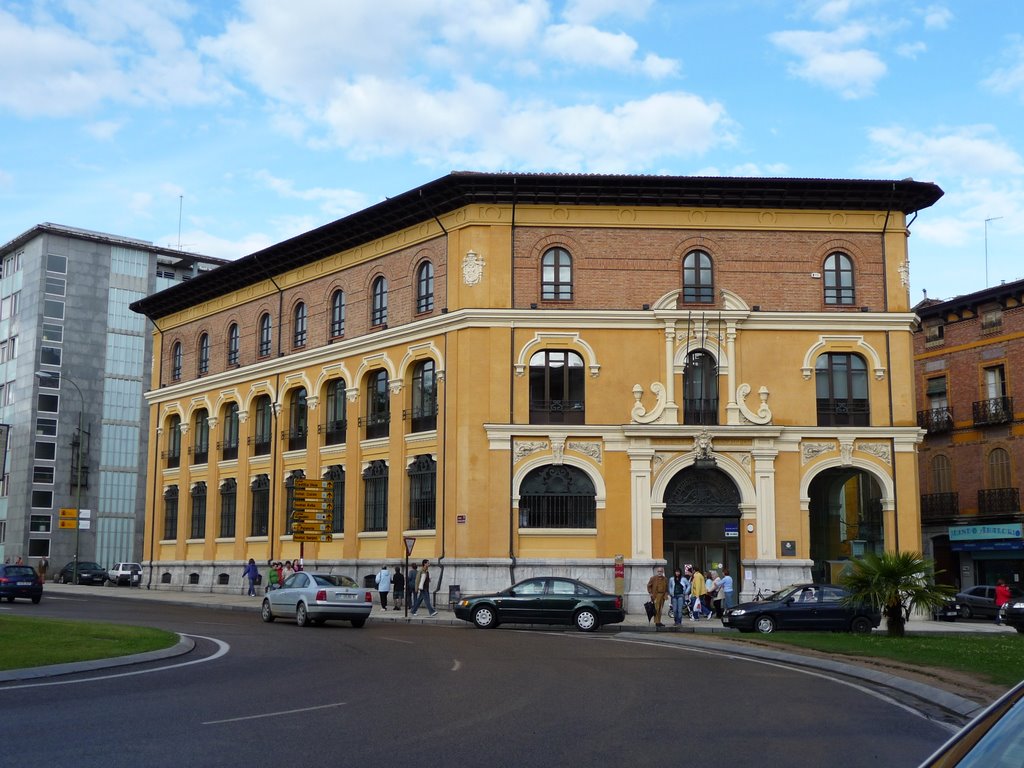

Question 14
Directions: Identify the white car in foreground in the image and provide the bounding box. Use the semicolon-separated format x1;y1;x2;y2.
261;572;373;627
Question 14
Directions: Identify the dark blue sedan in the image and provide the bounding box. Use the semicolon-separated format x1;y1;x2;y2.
0;564;43;604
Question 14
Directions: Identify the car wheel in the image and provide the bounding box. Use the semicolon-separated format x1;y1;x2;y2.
755;615;776;634
260;599;275;623
5;596;13;602
296;602;309;627
32;595;41;604
472;605;498;629
574;608;599;632
351;618;367;628
960;605;973;620
850;616;872;634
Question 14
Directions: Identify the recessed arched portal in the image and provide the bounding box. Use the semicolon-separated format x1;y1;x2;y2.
662;466;741;577
808;468;883;583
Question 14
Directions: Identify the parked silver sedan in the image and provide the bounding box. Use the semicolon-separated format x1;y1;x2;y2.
261;572;373;627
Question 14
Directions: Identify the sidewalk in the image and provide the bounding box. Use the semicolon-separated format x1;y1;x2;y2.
42;582;1016;634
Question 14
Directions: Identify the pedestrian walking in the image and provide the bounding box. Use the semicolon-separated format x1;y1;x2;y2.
689;565;710;620
996;578;1011;625
647;565;669;628
38;557;49;582
708;570;724;618
242;558;259;597
668;567;691;626
720;566;735;611
392;566;405;611
407;563;418;606
411;559;438;616
375;564;392;610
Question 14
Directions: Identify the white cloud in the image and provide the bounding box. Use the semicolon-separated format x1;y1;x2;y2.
84;119;124;140
169;228;274;261
922;5;953;30
770;24;886;99
543;24;639;69
253;171;369;217
863;125;1024;179
563;0;653;26
983;37;1024;100
896;41;926;59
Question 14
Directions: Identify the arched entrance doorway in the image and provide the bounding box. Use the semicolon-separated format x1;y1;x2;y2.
808;468;884;583
662;467;741;581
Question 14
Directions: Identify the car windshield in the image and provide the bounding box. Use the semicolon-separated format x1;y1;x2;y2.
949;690;1024;766
768;585;805;602
78;563;103;570
5;566;36;577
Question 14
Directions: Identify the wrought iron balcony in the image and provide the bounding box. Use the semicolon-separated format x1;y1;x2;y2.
973;396;1013;427
217;440;238;461
920;492;959;523
917;407;953;434
529;399;585;425
978;488;1021;516
816;399;870;427
319;419;347;446
281;426;307;451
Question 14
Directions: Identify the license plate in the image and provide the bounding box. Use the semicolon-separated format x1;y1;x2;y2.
334;593;357;601
16;581;32;586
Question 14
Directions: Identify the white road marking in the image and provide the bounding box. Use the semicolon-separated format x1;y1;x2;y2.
0;634;230;690
203;702;347;725
610;636;960;733
379;636;415;645
451;659;461;671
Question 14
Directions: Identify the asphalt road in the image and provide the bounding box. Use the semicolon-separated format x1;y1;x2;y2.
1;593;955;768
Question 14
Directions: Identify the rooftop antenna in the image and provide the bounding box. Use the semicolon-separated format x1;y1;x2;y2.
985;216;1003;287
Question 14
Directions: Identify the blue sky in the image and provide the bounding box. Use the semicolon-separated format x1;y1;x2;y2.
0;0;1020;302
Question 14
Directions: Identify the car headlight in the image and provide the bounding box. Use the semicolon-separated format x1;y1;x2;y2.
1011;601;1024;609
458;599;470;607
729;609;746;616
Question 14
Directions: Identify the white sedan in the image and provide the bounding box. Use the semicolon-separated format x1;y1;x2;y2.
261;572;373;628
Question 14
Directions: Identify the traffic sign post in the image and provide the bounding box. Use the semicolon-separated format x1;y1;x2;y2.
290;479;335;562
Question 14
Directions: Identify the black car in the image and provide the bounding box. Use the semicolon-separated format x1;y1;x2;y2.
932;595;962;621
56;561;109;585
0;564;43;603
722;583;881;634
454;576;626;632
918;678;1024;766
998;598;1024;633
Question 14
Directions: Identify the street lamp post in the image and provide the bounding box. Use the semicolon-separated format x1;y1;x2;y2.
35;371;84;584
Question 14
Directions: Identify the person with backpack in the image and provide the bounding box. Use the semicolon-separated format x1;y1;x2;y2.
410;559;438;617
668;567;691;626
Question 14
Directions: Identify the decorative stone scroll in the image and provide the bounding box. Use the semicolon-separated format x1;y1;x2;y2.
513;440;548;463
858;442;892;465
801;442;836;464
736;383;772;425
568;441;602;463
631;382;667;424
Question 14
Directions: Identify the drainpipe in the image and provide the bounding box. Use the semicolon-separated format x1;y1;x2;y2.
508;178;518;586
880;184;900;552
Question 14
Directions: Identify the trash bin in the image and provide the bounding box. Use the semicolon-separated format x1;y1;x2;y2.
448;584;461;609
364;574;377;589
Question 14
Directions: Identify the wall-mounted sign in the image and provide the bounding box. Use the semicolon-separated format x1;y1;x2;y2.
949;523;1023;542
724;522;739;539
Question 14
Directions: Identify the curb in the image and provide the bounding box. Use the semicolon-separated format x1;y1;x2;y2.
0;633;196;683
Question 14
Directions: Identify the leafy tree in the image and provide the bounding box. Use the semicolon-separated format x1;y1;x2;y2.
839;551;954;638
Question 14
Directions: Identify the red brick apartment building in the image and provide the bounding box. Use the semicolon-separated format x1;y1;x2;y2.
915;277;1024;591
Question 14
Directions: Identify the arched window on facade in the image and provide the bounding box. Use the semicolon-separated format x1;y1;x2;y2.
258;313;272;357
410;360;437;432
252;395;273;456
541;247;573;301
324;465;345;534
192;409;209;464
371;276;388;326
416;261;434;313
330;290;345;338
250;474;269;536
287;388;308;451
166;415;181;469
362;460;388;532
529;350;585;424
221;402;239;461
172;342;182;381
683;349;718;425
198;333;210;375
682;250;714;303
365;369;390;439
815;353;868;427
190;481;207;539
227;323;240;366
323;379;347;445
518;465;596;528
163;485;179;540
408;454;436;530
293;302;307;348
219;478;237;538
824;252;855;305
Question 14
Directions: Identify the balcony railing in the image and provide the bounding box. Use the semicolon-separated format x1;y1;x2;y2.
978;488;1021;516
360;412;391;440
917;407;953;434
404;403;438;433
921;492;959;523
816;399;870;427
217;441;238;461
529;399;585;425
319;419;347;446
973;396;1013;427
247;435;271;456
684;397;719;426
282;426;307;452
162;450;180;469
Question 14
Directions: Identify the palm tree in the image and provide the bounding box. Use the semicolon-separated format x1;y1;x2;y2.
839;551;955;638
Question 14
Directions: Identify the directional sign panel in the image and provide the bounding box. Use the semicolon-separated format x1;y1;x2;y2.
59;508;78;519
295;480;334;490
293;491;332;502
292;533;333;543
293;500;330;510
292;511;334;522
293;522;331;533
59;519;78;529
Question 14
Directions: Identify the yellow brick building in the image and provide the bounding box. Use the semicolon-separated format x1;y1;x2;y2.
131;172;943;608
